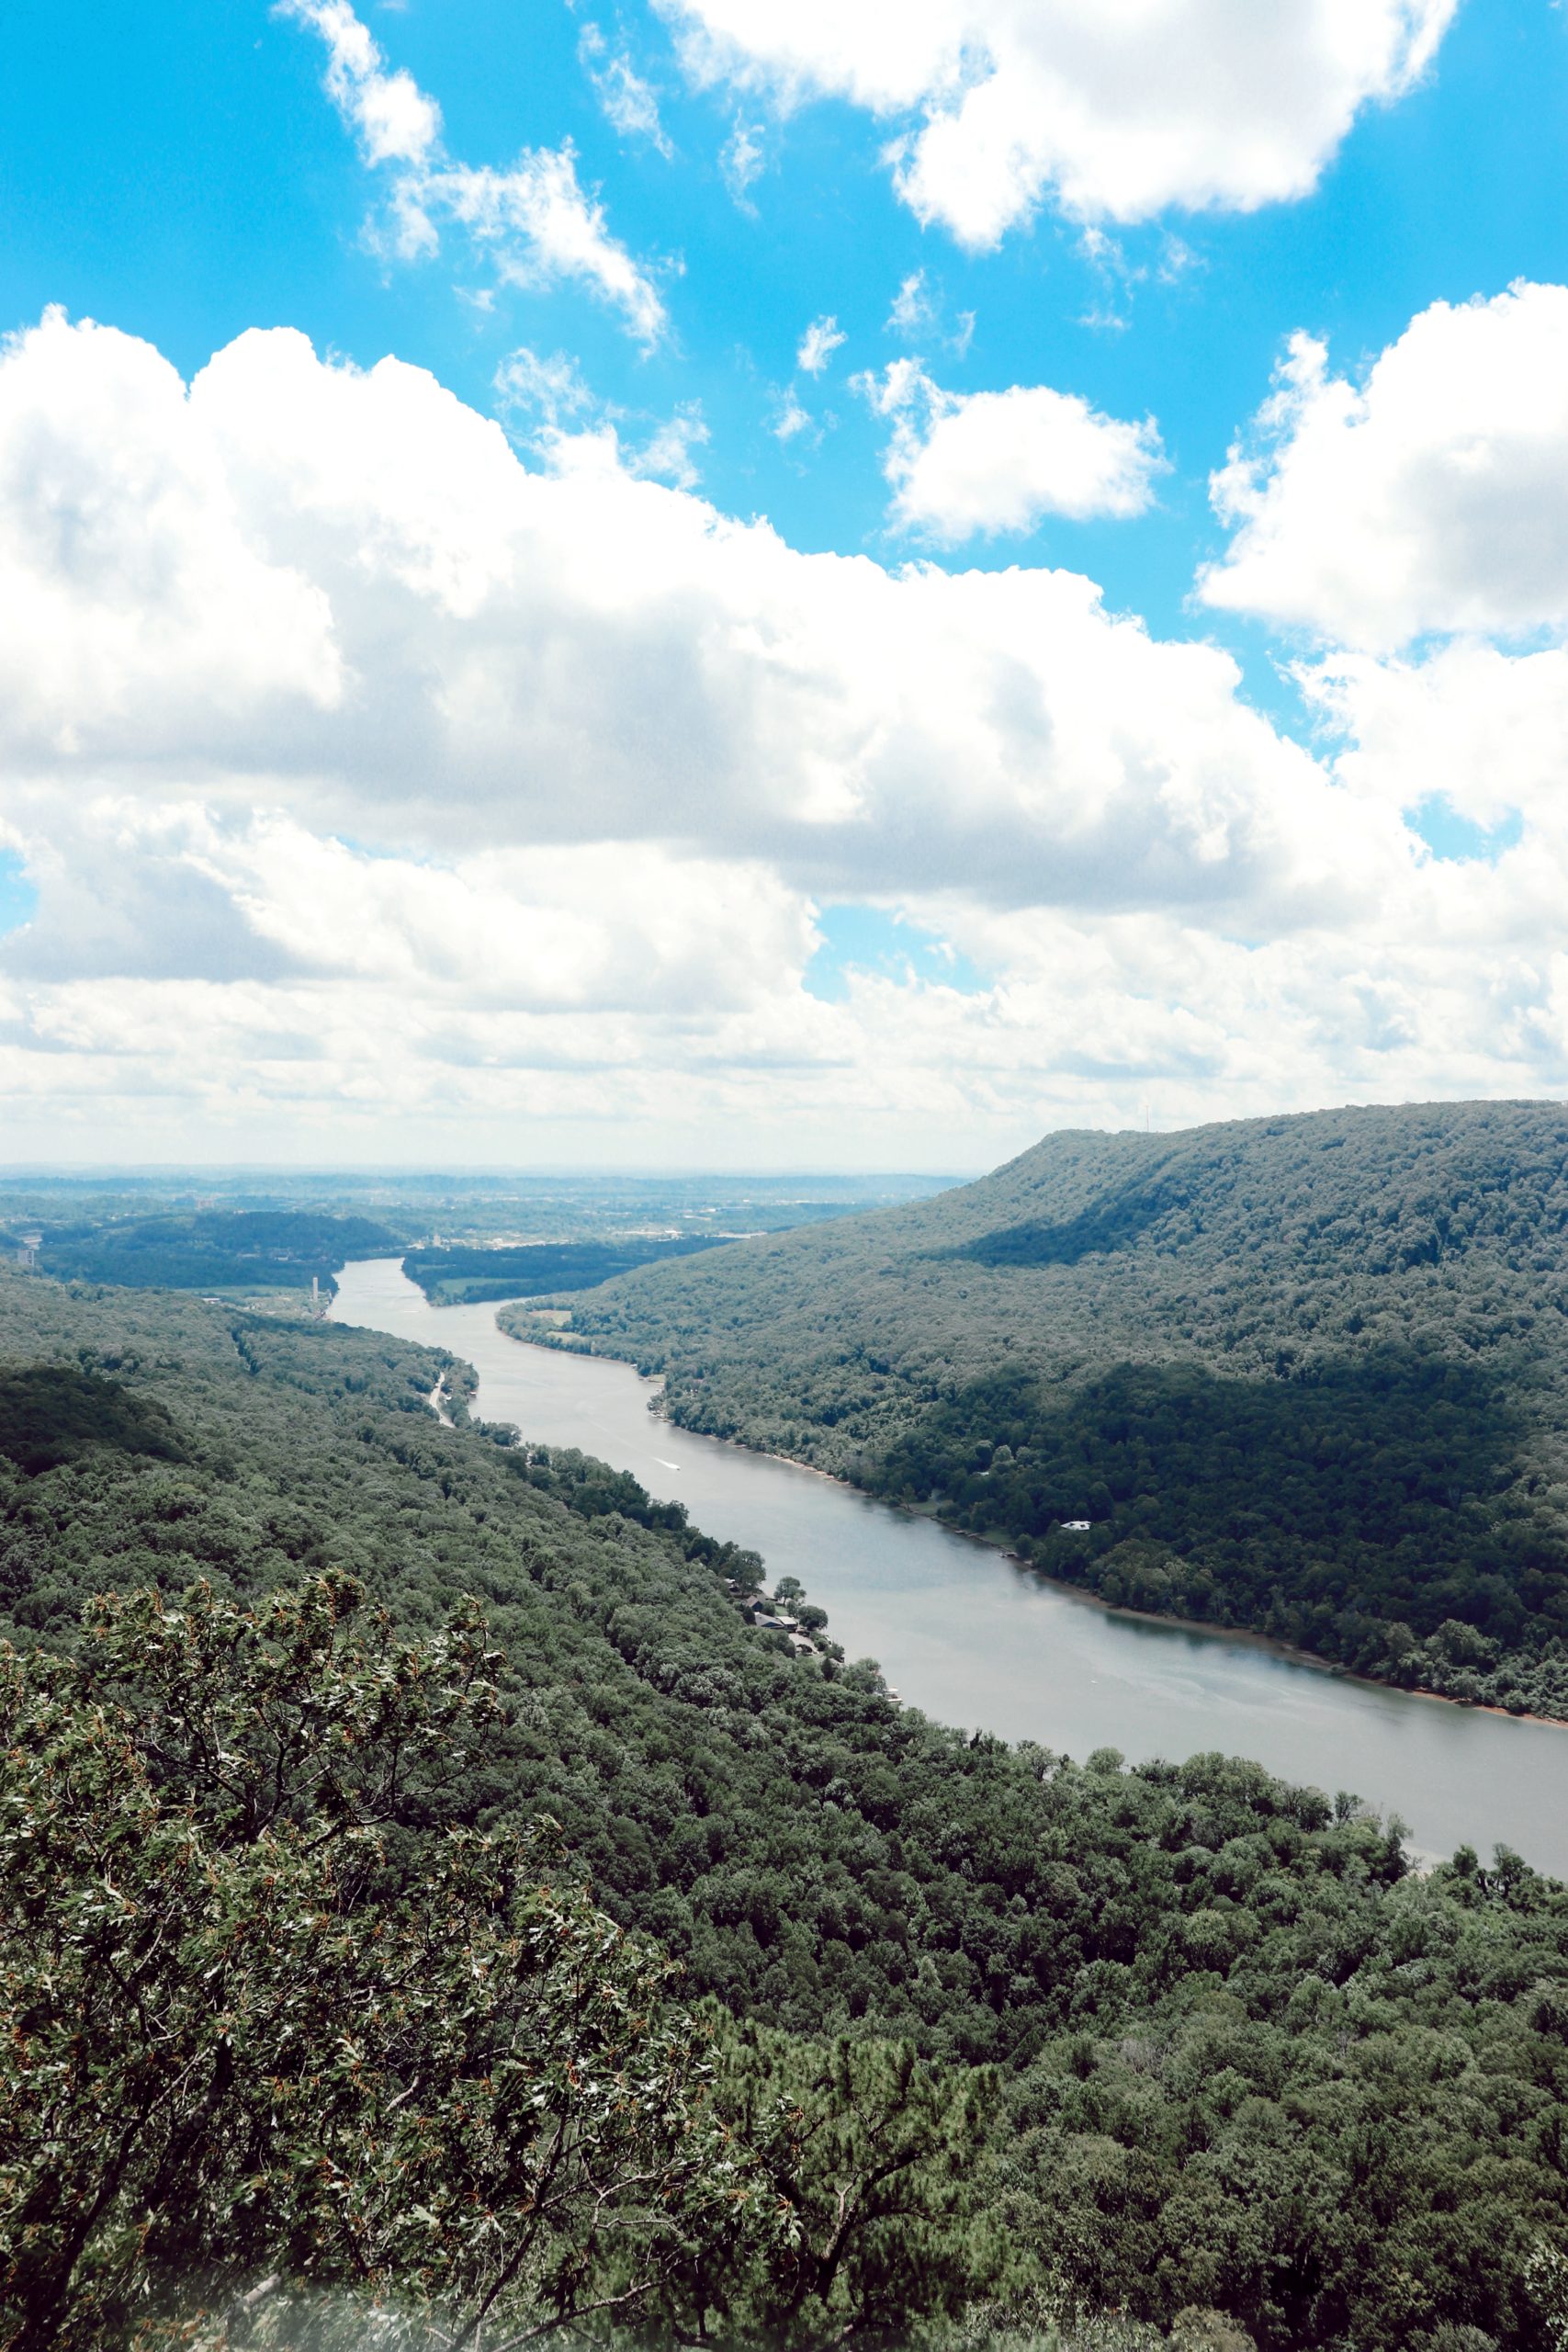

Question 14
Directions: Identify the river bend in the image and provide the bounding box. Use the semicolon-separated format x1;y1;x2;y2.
332;1258;1568;1876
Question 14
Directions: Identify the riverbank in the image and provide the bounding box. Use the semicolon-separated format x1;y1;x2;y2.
336;1261;1568;1871
731;1452;1568;1734
502;1320;1568;1736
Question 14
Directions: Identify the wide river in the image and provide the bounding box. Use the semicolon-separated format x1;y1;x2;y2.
333;1258;1568;1876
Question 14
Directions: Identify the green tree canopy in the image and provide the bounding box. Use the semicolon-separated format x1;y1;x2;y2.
0;1577;773;2350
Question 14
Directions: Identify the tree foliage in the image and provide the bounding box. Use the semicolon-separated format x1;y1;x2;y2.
1;1267;1567;2346
550;1102;1568;1714
666;2025;995;2347
32;1211;400;1297
0;1578;773;2350
402;1239;726;1307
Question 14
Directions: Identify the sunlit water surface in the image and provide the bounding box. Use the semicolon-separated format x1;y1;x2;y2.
333;1259;1568;1874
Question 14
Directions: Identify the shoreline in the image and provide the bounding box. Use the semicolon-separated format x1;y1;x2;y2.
502;1321;1568;1737
327;1265;1568;1874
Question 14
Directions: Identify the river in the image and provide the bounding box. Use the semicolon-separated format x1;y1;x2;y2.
333;1258;1568;1876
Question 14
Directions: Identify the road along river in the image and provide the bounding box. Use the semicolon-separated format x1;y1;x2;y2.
333;1258;1568;1875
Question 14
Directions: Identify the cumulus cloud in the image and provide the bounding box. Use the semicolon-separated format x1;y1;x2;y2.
0;314;1372;929
660;0;1455;243
1303;642;1568;837
938;885;1568;1110
6;803;807;1013
796;315;845;374
9;854;1566;1161
10;308;1568;1159
856;361;1164;541
0;311;341;762
283;0;666;343
1194;277;1568;1107
1202;285;1568;650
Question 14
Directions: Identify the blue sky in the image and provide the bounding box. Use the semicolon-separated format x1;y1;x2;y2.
3;0;1568;1163
9;0;1565;641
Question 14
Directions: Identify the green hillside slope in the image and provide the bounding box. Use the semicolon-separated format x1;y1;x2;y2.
2;1265;1568;2346
29;1207;400;1296
401;1233;728;1303
523;1102;1568;1716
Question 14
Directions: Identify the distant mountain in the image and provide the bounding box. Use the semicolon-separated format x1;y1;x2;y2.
535;1102;1568;1717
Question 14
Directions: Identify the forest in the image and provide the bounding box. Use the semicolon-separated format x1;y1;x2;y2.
21;1208;400;1298
2;1261;1568;2347
0;1171;952;1314
402;1234;727;1304
543;1102;1568;1718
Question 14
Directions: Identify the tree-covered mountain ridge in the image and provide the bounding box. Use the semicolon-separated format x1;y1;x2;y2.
515;1102;1568;1718
4;1264;1568;2347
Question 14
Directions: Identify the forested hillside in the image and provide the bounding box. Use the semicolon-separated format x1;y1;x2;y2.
2;1266;1568;2346
25;1208;400;1298
527;1102;1568;1717
402;1233;727;1304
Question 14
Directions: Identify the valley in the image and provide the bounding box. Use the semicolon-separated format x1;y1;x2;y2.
337;1255;1568;1874
540;1102;1568;1720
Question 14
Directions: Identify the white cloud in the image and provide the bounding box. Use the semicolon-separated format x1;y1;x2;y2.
13;311;1568;1159
627;404;710;489
6;803;807;1013
720;116;766;207
0;318;1367;928
660;0;1455;243
578;22;673;155
492;352;707;486
1202;286;1568;650
885;271;974;356
10;856;1566;1163
886;271;934;339
284;0;666;343
493;346;596;430
796;315;846;374
0;311;341;762
413;150;667;345
278;0;441;165
771;387;814;443
1302;641;1568;837
855;361;1163;541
